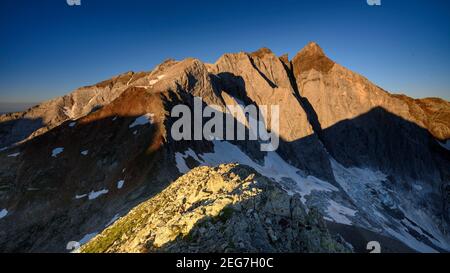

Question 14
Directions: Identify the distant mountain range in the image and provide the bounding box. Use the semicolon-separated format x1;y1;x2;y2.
0;42;449;253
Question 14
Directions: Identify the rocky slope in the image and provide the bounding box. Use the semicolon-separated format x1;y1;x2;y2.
0;42;449;253
81;164;351;253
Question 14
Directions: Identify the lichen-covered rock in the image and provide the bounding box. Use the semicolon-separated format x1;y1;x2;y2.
81;163;351;253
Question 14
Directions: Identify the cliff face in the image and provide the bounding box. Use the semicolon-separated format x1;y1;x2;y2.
0;43;449;253
292;42;450;141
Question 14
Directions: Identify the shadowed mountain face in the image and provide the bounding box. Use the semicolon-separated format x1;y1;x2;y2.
0;43;449;253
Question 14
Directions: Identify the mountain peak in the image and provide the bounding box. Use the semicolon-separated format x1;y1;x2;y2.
292;42;334;74
299;42;326;57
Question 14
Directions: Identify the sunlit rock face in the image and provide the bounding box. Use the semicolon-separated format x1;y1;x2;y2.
0;43;449;253
292;42;450;141
81;163;351;253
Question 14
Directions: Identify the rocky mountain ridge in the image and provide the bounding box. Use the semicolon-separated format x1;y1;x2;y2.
0;42;449;253
81;164;351;253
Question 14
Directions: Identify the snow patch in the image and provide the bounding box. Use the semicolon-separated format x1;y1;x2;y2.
75;194;87;199
175;141;338;203
129;113;154;128
81;150;89;156
325;200;357;225
69;122;76;127
126;74;134;86
175;148;201;173
75;188;109;200
117;180;125;189
0;209;8;219
79;232;98;245
52;147;64;157
63;106;75;119
330;158;450;252
7;152;20;157
88;189;109;200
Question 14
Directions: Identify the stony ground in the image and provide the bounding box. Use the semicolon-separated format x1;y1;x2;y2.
81;163;351;253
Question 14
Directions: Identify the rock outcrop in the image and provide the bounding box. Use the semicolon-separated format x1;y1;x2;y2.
81;164;351;253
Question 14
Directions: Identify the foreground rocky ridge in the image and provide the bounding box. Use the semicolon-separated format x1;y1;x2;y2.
81;164;351;253
0;42;449;252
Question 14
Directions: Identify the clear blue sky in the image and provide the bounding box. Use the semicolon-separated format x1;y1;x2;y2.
0;0;449;103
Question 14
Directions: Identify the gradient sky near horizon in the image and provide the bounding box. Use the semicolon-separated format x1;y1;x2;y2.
0;0;449;104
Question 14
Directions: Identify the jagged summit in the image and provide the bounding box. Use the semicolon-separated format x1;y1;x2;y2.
292;42;335;74
298;41;326;57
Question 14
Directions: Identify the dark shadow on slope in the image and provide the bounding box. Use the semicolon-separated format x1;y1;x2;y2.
276;62;335;181
247;56;278;89
286;107;450;252
325;221;416;253
88;105;103;114
0;88;176;252
215;72;247;101
215;71;335;181
0;117;44;148
280;59;324;140
162;82;266;163
318;107;449;183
